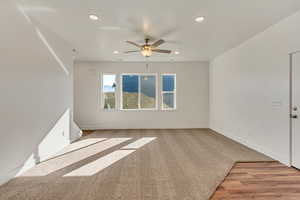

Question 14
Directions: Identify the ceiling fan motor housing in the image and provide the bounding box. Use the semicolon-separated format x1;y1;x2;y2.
145;38;150;44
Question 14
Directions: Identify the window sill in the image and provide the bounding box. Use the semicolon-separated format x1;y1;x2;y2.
161;109;177;112
102;108;158;112
102;109;178;112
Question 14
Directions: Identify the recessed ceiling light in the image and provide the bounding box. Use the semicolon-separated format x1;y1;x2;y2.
174;51;180;55
195;16;205;23
89;14;99;21
113;50;119;54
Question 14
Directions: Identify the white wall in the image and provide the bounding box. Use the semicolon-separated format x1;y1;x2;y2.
0;1;81;185
210;10;300;165
74;61;209;129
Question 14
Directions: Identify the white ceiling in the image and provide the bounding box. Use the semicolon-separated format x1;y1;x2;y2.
18;0;300;61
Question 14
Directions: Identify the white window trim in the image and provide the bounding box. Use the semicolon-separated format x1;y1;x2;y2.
161;73;177;110
101;73;117;111
120;73;158;111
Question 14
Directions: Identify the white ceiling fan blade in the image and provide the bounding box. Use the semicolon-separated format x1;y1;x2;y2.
152;49;171;54
126;41;141;48
124;50;140;53
151;39;165;48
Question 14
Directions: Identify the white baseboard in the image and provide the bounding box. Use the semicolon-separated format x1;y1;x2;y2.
210;127;290;166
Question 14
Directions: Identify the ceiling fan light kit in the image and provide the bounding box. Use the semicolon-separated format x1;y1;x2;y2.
141;46;152;57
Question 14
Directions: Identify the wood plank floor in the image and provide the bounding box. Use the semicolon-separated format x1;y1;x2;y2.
211;162;300;200
0;129;272;200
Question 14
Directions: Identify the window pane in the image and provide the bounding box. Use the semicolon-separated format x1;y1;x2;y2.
103;75;116;92
163;75;175;91
122;75;138;109
163;93;174;109
104;93;115;109
103;75;116;109
141;75;156;109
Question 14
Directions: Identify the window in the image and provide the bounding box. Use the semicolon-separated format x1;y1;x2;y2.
102;74;116;110
121;74;157;110
162;74;176;110
122;75;139;109
102;73;175;111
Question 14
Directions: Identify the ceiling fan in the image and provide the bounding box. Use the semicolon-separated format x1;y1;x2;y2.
124;38;172;57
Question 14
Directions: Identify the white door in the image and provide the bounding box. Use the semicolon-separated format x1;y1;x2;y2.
291;52;300;169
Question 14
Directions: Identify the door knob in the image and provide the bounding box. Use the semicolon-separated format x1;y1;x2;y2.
291;114;298;119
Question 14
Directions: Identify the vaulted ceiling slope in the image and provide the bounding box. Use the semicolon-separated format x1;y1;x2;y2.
17;0;300;61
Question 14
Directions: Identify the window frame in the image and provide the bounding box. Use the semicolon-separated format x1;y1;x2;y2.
120;73;158;111
161;73;177;110
101;73;118;111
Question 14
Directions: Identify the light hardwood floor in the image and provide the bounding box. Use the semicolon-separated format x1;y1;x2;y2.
211;162;300;200
0;129;271;200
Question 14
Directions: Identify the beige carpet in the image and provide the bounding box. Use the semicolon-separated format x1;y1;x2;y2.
0;129;272;200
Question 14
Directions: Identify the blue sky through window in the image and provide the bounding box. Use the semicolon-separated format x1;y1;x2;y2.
163;75;175;91
103;75;116;93
141;76;156;98
122;75;138;93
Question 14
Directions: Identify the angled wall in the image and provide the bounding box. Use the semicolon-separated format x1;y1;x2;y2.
0;1;81;185
210;10;300;165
